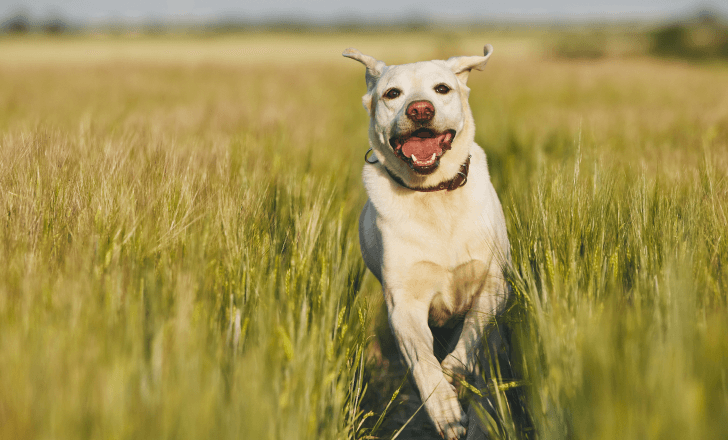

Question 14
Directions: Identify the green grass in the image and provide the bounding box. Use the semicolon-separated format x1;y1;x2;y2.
0;32;727;440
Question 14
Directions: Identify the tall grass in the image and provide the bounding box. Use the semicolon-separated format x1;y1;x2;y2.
505;157;728;439
476;54;728;438
0;33;727;440
0;52;371;439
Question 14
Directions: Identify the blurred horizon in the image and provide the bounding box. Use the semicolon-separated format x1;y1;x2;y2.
2;0;727;27
3;0;728;64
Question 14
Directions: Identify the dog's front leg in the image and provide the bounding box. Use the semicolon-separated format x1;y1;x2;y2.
388;293;468;440
440;274;508;440
441;271;508;382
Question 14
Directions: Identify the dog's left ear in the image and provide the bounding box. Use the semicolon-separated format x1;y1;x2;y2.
342;48;387;92
446;44;493;84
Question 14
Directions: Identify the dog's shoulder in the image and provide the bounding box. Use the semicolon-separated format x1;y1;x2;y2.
361;161;408;219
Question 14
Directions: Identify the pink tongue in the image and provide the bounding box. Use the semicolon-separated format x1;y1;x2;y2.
401;136;443;159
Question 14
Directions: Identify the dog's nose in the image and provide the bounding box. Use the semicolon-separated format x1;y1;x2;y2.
406;100;435;122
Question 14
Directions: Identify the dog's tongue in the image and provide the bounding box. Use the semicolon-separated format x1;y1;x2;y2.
401;133;443;160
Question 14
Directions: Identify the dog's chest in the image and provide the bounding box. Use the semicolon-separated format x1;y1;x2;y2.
377;191;501;322
405;258;492;327
382;190;494;263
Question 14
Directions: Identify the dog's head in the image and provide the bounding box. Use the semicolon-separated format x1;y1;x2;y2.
344;46;493;187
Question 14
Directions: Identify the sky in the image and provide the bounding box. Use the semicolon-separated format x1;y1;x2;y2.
0;0;724;22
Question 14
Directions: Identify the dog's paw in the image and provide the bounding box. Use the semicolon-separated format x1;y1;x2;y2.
427;383;468;440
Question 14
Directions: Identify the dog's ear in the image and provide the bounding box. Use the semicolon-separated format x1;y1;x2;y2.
446;44;493;84
342;48;386;92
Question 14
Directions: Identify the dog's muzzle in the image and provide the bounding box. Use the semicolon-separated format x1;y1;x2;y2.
387;100;456;174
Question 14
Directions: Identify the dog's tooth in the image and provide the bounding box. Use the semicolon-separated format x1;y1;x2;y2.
412;154;419;162
430;153;436;161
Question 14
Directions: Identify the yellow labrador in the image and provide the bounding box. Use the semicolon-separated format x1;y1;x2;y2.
344;46;511;439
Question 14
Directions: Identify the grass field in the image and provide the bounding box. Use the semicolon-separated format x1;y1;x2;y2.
0;31;727;440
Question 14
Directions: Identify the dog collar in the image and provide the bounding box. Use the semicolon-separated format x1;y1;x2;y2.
383;155;471;192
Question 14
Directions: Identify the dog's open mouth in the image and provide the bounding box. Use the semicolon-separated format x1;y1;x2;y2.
389;129;456;174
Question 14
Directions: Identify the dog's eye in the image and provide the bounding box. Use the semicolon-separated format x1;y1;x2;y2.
383;88;401;99
434;84;451;94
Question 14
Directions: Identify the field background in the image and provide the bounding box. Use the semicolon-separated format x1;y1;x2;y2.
1;27;727;439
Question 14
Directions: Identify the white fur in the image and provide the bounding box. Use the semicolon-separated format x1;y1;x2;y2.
345;46;510;440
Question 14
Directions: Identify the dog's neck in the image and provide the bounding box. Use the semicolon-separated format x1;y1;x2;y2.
383;155;471;192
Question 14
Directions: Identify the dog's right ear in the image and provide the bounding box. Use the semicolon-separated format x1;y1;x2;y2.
446;44;494;85
342;48;386;92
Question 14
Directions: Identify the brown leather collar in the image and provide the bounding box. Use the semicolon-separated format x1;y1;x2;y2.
384;155;471;192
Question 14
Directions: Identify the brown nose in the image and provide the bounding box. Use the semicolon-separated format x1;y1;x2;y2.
406;100;435;122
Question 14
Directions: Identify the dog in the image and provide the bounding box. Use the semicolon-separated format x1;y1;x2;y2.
344;46;511;439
